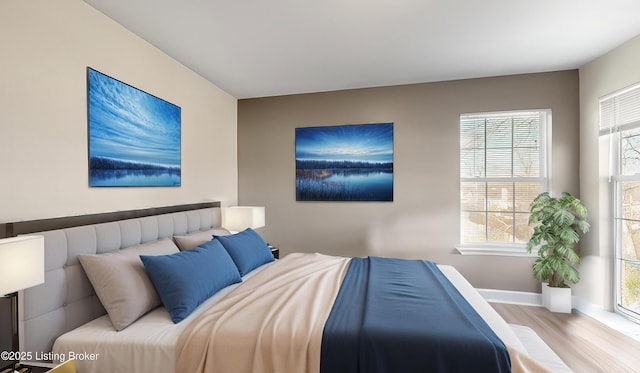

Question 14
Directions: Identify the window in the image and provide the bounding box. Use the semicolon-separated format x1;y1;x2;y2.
601;82;640;322
459;110;550;254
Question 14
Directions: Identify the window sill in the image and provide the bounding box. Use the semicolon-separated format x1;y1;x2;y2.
455;246;536;257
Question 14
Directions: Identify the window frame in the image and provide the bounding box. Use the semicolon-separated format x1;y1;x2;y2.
611;128;640;323
458;109;551;256
599;81;640;323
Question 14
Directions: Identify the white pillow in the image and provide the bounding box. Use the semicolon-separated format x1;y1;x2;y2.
78;238;179;330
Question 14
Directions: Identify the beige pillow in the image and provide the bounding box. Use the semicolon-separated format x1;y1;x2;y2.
172;227;231;251
78;238;179;330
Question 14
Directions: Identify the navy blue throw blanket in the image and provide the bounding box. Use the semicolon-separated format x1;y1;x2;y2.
320;257;511;373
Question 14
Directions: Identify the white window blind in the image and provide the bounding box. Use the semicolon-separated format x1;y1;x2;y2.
600;82;640;134
459;110;550;253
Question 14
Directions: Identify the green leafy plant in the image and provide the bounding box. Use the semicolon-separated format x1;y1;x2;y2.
527;192;590;288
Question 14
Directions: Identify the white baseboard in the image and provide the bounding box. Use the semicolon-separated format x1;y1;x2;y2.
477;288;542;306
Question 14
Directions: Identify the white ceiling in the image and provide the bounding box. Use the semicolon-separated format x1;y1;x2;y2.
84;0;640;99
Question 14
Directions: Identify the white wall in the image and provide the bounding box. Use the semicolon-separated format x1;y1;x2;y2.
578;34;640;309
0;0;238;224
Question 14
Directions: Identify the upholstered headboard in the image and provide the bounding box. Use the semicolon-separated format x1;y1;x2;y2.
11;203;221;355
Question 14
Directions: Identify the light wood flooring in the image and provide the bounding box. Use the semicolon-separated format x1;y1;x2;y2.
491;302;640;373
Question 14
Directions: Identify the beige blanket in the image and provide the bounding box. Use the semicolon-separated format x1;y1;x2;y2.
177;253;551;373
176;253;350;373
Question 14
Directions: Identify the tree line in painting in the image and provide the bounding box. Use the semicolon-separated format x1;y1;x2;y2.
90;156;180;173
296;159;393;171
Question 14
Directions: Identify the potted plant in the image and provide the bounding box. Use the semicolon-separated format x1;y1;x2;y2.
526;192;590;313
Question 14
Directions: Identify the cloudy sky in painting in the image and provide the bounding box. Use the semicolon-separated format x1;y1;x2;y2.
296;123;393;163
88;68;181;167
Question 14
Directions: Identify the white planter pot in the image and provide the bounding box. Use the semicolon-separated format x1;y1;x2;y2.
544;284;572;313
541;282;550;309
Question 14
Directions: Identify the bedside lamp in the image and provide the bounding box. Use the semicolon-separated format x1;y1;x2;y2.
0;236;45;296
222;206;265;233
0;235;45;371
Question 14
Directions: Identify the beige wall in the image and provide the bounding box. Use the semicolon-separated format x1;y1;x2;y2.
0;0;238;223
578;35;640;309
238;70;580;292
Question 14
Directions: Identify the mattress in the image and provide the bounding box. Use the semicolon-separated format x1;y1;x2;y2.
53;255;543;373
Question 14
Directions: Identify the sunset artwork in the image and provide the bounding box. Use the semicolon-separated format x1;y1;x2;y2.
295;123;393;201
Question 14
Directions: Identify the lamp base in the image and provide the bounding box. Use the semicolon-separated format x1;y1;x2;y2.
0;292;20;372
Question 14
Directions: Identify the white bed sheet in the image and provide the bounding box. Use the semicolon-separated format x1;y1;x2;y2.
54;261;533;373
438;265;528;352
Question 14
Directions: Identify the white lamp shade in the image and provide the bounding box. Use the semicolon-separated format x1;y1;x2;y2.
0;235;45;296
223;206;266;232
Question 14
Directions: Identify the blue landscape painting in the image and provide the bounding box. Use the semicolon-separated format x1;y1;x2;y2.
87;68;181;187
296;123;393;201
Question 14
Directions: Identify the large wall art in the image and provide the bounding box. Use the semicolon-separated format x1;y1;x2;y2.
87;67;181;187
295;122;394;201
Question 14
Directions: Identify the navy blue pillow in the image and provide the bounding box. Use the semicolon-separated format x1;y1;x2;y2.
215;228;275;276
140;239;242;323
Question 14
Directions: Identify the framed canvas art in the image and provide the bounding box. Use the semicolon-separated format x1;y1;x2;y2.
295;122;393;201
87;67;181;187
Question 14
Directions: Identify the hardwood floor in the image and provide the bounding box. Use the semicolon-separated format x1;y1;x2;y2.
491;302;640;373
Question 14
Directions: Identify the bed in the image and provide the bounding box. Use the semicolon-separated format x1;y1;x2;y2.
9;203;569;373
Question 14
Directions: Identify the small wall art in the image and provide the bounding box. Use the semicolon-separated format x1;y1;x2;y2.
87;67;181;187
295;122;393;201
